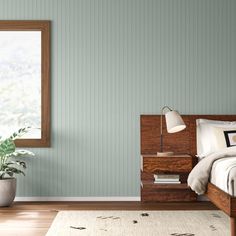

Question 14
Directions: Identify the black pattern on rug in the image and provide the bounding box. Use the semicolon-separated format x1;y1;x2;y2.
141;213;149;217
65;212;222;235
170;233;195;236
211;213;222;218
70;226;86;230
209;225;217;231
97;215;120;220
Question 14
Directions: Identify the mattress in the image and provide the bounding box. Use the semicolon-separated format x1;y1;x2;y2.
210;157;236;196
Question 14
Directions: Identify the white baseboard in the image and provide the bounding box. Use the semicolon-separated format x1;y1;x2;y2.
15;196;141;202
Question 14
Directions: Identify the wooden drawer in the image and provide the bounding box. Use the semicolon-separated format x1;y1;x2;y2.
141;188;196;202
140;154;196;202
141;182;196;202
141;156;193;173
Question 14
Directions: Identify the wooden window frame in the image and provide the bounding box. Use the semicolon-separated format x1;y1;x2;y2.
0;20;50;147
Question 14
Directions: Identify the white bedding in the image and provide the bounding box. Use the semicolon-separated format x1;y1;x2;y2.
188;146;236;195
190;119;236;196
210;157;236;196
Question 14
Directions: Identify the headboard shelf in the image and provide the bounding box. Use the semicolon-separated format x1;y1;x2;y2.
140;115;236;156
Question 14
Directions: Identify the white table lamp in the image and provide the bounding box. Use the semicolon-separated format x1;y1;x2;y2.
157;106;186;157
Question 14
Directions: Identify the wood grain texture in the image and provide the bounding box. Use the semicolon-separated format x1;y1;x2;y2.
141;181;190;190
141;155;193;173
0;21;51;147
231;217;236;236
141;189;196;202
140;154;197;202
141;115;236;156
140;115;236;203
206;183;231;216
140;115;190;155
230;199;236;217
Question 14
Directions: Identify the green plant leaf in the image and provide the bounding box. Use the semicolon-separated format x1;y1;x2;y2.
6;161;27;169
3;166;25;176
0;127;35;179
0;139;15;157
9;127;31;140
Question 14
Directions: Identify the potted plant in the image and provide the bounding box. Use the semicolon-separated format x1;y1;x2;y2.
0;128;34;207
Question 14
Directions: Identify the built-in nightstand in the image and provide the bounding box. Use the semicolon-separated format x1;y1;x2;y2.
141;154;197;202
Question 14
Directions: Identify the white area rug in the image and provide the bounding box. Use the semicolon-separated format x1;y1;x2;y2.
46;210;229;236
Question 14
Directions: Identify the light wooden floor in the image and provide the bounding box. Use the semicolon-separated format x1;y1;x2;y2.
0;201;217;236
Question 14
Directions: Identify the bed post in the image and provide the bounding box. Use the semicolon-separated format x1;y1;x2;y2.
231;217;236;236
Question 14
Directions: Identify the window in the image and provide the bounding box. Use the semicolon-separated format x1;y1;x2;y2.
0;21;50;147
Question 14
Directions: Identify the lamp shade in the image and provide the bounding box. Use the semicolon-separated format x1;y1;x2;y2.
165;110;186;133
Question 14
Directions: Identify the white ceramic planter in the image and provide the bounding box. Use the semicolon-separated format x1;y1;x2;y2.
0;178;16;207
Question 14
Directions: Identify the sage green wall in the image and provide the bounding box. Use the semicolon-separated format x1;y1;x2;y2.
0;0;236;197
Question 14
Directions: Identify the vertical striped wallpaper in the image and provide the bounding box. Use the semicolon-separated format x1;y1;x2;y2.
0;0;236;197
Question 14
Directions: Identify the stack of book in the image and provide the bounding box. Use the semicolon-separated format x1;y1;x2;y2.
154;174;180;184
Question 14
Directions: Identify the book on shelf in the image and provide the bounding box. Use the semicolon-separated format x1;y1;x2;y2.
154;180;181;184
154;174;180;180
154;174;180;182
154;179;180;182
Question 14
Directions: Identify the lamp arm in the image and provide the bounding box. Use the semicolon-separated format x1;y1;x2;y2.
160;106;173;152
161;105;173;114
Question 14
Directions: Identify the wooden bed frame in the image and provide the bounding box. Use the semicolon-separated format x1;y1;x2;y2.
141;114;236;236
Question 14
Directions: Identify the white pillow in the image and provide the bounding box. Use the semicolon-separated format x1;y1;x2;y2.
211;126;236;149
196;119;236;159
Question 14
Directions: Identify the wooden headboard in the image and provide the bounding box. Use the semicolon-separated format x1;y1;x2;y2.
141;115;236;156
